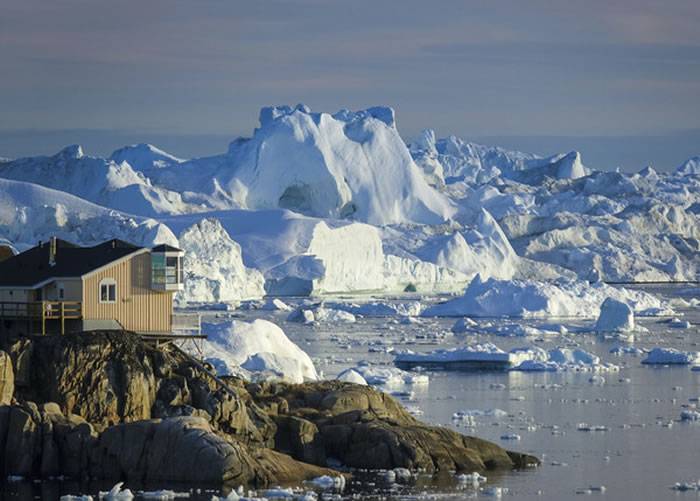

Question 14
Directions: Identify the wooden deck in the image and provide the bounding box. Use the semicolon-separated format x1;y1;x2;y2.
0;301;82;335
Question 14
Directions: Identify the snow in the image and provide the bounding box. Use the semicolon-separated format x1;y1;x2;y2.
422;275;669;318
642;348;700;365
335;368;368;385
0;178;178;251
109;143;185;172
414;209;520;280
594;298;635;332
0;145;195;217
198;319;319;383
676;156;700;176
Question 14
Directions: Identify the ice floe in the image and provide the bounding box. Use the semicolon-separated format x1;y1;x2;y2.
642;348;700;365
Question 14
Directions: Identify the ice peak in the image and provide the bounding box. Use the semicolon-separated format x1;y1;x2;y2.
415;129;437;153
676;156;700;176
54;144;84;161
259;103;311;126
555;150;586;179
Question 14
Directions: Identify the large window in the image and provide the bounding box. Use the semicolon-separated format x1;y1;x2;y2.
151;252;183;290
99;278;117;303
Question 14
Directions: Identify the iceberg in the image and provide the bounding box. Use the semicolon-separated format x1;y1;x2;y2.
198;319;318;383
422;275;669;318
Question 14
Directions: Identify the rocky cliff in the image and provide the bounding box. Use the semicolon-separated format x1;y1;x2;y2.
0;331;537;486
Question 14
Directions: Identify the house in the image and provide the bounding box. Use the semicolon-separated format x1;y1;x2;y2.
0;237;193;337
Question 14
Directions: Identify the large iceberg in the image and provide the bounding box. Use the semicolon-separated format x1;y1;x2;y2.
177;218;265;304
422;275;668;318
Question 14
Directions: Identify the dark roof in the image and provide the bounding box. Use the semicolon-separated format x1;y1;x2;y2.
0;238;143;287
152;244;183;253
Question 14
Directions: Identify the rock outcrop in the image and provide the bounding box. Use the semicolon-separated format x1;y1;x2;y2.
0;331;537;485
252;382;537;472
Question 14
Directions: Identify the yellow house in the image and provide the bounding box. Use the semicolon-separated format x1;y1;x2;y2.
0;237;189;336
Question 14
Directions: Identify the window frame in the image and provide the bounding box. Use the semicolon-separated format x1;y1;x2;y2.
98;278;117;304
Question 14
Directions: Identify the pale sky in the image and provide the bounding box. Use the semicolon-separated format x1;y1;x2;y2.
1;0;698;170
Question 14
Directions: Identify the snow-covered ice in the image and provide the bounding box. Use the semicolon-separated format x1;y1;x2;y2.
595;297;635;332
642;348;700;365
422;275;668;318
197;319;319;383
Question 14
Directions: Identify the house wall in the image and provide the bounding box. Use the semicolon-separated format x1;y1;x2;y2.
0;289;31;302
81;252;173;333
41;279;82;301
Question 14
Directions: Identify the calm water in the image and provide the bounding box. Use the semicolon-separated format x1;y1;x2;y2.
275;284;700;500
2;285;698;500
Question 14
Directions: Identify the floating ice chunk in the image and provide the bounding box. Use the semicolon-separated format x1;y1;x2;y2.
99;483;134;500
347;363;428;389
452;317;477;334
260;298;293;311
577;423;608;432
667;318;691;329
138;491;190;500
680;410;700;421
392;468;412;482
335;368;368;385
306;475;346;491
312;306;356;323
332;300;423;317
287;308;316;324
511;346;617;373
453;408;508;419
609;345;646;356
456;471;487;487
549;348;599;365
672;480;700;491
394;343;512;369
642;348;700;365
500;433;521;440
60;496;94;501
483;486;509;497
594;297;634;332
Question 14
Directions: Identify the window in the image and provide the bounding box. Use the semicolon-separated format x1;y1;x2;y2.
99;279;117;303
151;251;183;290
57;283;65;300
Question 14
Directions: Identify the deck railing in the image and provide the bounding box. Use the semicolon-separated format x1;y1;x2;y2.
0;301;82;335
171;311;201;335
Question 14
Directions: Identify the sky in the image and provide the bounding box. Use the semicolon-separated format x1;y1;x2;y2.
1;0;698;170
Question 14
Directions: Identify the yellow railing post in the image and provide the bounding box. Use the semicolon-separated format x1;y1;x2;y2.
41;301;46;336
